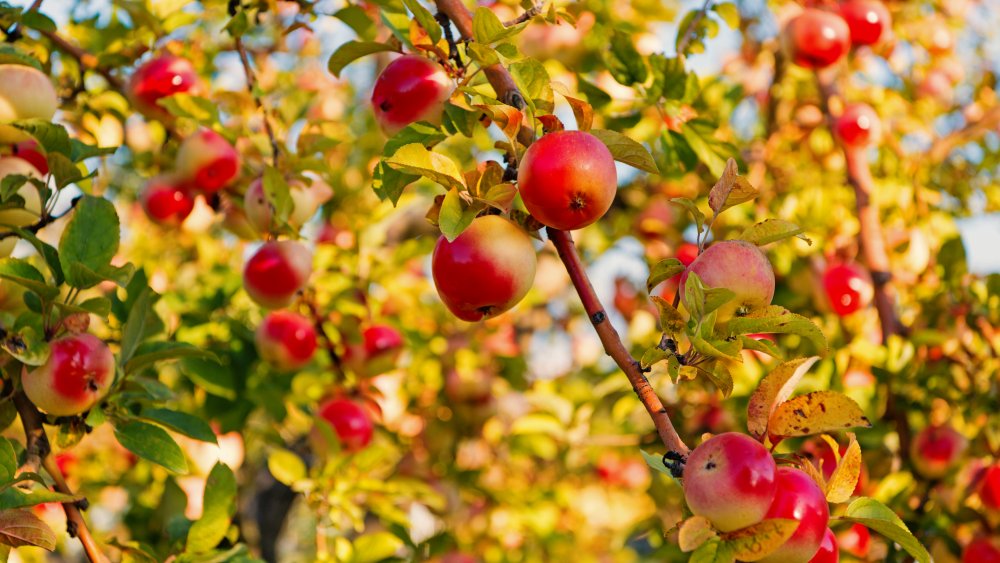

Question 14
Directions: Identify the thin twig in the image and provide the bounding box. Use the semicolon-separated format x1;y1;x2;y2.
235;37;281;168
36;29;125;92
676;0;714;56
303;299;347;380
0;195;81;240
503;3;543;27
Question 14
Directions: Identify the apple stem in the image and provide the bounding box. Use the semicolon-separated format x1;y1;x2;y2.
235;37;281;168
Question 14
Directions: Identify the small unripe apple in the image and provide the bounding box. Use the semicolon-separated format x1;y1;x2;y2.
287;177;333;226
371;55;454;136
175;129;240;193
782;9;851;69
23;333;114;416
910;424;967;479
255;311;317;371
681;240;775;322
517;130;617;231
759;467;830;563
431;215;536;322
243;178;272;233
318;397;373;451
0;64;58;143
963;537;1000;563
809;528;839;563
822;263;873;316
835;104;881;149
128;55;202;120
682;432;777;532
980;464;1000;511
140;175;195;226
11;140;48;176
0;156;43;227
837;524;871;559
839;1;892;47
243;240;313;309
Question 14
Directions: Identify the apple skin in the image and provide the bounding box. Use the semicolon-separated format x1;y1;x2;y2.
909;424;967;479
243;240;313;309
11;140;48;176
175;129;240;193
22;334;115;416
0;64;58;143
245;176;334;233
782;9;851;69
0;156;44;227
141;175;195;226
318;397;374;451
344;325;404;375
758;467;830;563
371;55;454;136
837;523;870;558
243;177;272;233
822;263;873;316
839;0;892;47
979;464;1000;511
128;55;201;120
431;215;536;322
682;432;777;532
681;240;775;322
808;528;839;563
835;104;881;149
255;311;318;371
517;130;617;231
963;537;1000;563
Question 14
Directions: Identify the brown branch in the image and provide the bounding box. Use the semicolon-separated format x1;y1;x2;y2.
235;37;281;168
676;0;714;55
42;456;108;563
927;105;1000;162
0;194;81;241
303;299;347;381
503;3;543;27
36;29;125;92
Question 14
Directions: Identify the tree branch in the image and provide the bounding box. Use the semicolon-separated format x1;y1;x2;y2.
303;299;347;381
503;3;543;27
235;37;281;168
676;0;714;56
0;194;81;241
36;29;125;92
927;105;1000;162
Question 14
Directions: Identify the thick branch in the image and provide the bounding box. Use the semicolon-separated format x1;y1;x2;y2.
235;37;281;167
42;456;108;563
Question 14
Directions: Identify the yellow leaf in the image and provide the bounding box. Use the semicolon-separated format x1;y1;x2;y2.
826;434;862;503
798;456;826;492
720;518;799;561
746;357;819;439
768;391;872;439
678;516;717;552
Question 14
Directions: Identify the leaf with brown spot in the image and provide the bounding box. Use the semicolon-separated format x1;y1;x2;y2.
0;508;56;550
707;158;758;215
651;296;686;335
826;434;862;503
746;357;819;440
720;518;799;561
768;391;872;439
679;516;717;552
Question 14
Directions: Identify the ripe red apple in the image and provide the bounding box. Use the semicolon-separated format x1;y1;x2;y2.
837;524;871;558
910;423;967;479
835;104;881;149
839;1;892;46
431;215;536;322
371;55;454;136
0;156;43;227
809;528;839;563
682;432;777;532
344;325;405;375
681;240;775;322
318;397;373;451
759;467;830;563
255;311;318;371
140;175;195;226
243;240;313;309
11;140;48;176
23;334;114;416
822;263;873;316
0;64;58;143
128;55;202;120
676;242;700;266
964;537;1000;563
782;9;851;69
979;464;1000;511
175;129;240;193
517;130;617;231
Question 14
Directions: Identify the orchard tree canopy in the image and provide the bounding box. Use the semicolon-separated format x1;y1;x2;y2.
0;0;998;562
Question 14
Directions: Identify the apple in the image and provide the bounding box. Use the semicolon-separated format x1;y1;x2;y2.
980;464;1000;511
243;177;272;233
128;55;202;120
344;325;405;375
243;240;313;309
255;311;318;371
835;104;881;149
681;240;775;322
0;64;58;143
837;524;871;559
288;177;334;226
431;215;536;322
175;129;240;193
22;333;114;416
682;432;777;532
759;467;830;563
809;528;839;563
371;55;454;136
910;424;967;479
782;9;851;69
0;156;44;227
676;242;700;266
440;553;477;563
140;175;195;226
11;140;48;176
822;263;873;316
318;397;373;451
839;1;891;46
517;130;617;231
964;537;1000;563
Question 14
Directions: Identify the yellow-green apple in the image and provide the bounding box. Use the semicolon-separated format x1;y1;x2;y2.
243;240;313;309
681;240;775;322
782;9;851;69
318;397;373;451
0;156;43;227
910;424;967;478
140;175;195;226
22;333;114;416
371;55;454;136
175;129;240;193
758;467;830;563
839;1;892;46
0;64;58;143
128;55;202;120
255;311;317;371
431;215;536;321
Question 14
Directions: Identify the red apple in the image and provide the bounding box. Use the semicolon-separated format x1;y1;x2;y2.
782;9;851;69
759;467;830;563
255;311;318;371
837;524;871;559
11;140;48;176
683;432;777;532
345;325;405;375
318;397;373;451
243;240;313;309
141;175;195;226
175;129;240;193
517;130;617;231
839;1;892;47
22;334;115;416
0;156;43;227
835;103;881;148
980;464;1000;511
371;55;454;136
431;215;536;322
910;424;967;479
809;528;839;563
822;263;873;316
964;537;1000;563
676;242;700;266
128;55;202;120
0;64;58;143
681;240;775;322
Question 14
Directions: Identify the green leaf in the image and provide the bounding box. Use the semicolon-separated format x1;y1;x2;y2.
670;198;705;235
650;296;686;335
4;228;62;284
646;258;686;293
680;120;730;178
713;3;741;29
840;498;930;563
0;259;57;300
12;120;71;157
510;59;553;112
19;10;56;33
120;287;155;366
385;143;466;190
467;42;500;67
605;30;647;86
223;11;248;37
383;122;447;156
689;538;735;563
589;129;658;174
702;287;737;318
58;195;119;289
141;408;217;444
640;346;670;369
262;166;293;223
0;486;81;510
739;219;811;246
267;449;306;487
333;6;375;41
0;508;56;550
401;0;441;44
648;55;688;101
372;160;417;206
186;463;237;553
180;358;237;400
726;306;828;355
0;45;42;70
114;421;188;474
472;7;528;44
351;532;406;563
438;189;478;242
683;270;707;321
124;341;218;376
327;41;397;78
0;439;16;484
576;76;612;109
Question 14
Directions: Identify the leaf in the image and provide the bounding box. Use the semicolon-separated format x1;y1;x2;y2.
647;258;686;294
605;30;647;85
726;306;828;355
768;391;872;439
262;166;293;223
739;219;811;246
841;498;931;563
648;54;688;101
156;94;219;123
3;228;62;284
550;82;593;131
690;538;735;563
509;58;553;112
372;160;417;206
702;287;737;318
746;357;820;439
640;449;677;479
471;7;528;44
58;195;119;289
438;188;479;242
351;532;406;563
124;341;219;375
650;296;686;335
385;143;466;190
475;104;523;145
480;183;517;213
0;509;56;550
590;129;658;174
327;41;397;78
0;440;15;484
140;408;217;444
401;0;441;44
826;434;862;503
680;120;729;178
704;361;735;398
180;358;237;400
120;287;155;366
670;197;705;235
640;346;670;369
720;518;798;561
12;120;71;157
20;10;57;33
708;159;758;215
683;270;707;321
186;463;237;553
0;45;42;70
383;122;446;156
679;516;717;552
223;10;248;37
576;76;611;109
713;3;741;28
267;449;306;487
114;421;188;474
0;487;81;510
0;259;57;300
